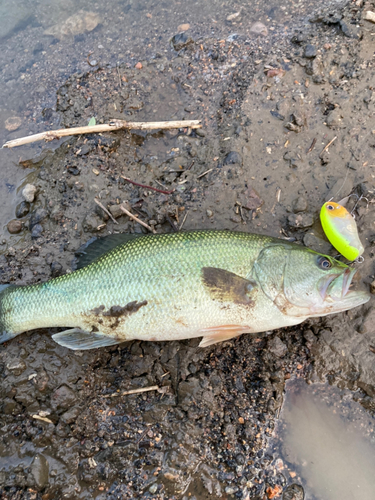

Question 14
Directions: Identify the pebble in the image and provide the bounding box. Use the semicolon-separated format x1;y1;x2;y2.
50;385;76;411
7;219;22;234
304;44;317;58
370;280;375;294
31;224;43;239
288;213;314;229
15;201;30;218
50;262;63;277
4;116;22;131
149;484;158;494
282;483;304;500
29;208;48;228
22;183;37;202
171;32;193;51
30;454;49;490
6;358;27;376
206;210;213;217
249;22;268;36
268;337;288;358
44;11;101;39
223;151;242;165
135;62;143;69
292;196;307;213
177;23;190;31
326;108;343;128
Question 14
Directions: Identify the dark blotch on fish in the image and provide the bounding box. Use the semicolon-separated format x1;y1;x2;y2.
201;267;256;305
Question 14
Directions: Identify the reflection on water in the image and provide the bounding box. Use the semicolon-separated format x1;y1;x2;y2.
272;380;375;500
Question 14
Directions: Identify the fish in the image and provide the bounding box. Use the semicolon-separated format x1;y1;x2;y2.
0;230;370;350
320;201;364;261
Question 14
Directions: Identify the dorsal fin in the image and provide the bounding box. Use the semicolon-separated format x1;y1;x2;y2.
74;233;144;270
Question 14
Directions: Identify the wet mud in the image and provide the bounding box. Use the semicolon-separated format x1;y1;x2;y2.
0;0;375;498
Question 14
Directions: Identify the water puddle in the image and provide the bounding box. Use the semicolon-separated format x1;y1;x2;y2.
269;379;375;500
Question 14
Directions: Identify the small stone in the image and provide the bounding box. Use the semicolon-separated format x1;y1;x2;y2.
16;201;30;218
109;205;124;219
303;232;332;254
31;224;43;239
171;32;193;50
268;337;287;358
364;11;375;23
44;11;101;39
291;31;307;44
77;144;92;156
177;23;190;31
5;116;22;131
304;44;317;58
7;219;22;234
51;385;76;411
326;109;343;128
50;262;63;277
30;454;49;490
288;213;314;229
226;11;241;22
6;358;27;376
135;62;143;69
29;208;48;228
206;210;213;217
83;213;102;232
282;483;304;500
292;196;307;213
223;151;242;165
370;280;375;294
250;22;268;36
22;184;37;202
67;166;80;176
60;406;81;424
149;484;158;494
340;20;360;38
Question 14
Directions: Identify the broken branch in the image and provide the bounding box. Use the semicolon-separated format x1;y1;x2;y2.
120;205;156;233
2;119;202;149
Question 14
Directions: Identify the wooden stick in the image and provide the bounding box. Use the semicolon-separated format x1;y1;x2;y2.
319;136;337;158
103;385;169;398
119;205;156;233
94;198;118;224
2;119;202;149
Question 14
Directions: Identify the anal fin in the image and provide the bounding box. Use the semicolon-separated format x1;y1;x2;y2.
198;325;251;348
52;329;122;350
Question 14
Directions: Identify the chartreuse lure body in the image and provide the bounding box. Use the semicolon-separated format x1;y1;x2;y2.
320;201;364;261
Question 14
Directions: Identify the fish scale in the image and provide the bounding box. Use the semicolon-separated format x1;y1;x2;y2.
0;230;369;350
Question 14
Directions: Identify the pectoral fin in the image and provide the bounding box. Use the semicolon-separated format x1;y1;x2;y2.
199;325;251;348
52;329;122;350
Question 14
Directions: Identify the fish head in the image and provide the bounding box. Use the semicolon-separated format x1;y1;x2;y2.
254;244;370;318
283;247;369;317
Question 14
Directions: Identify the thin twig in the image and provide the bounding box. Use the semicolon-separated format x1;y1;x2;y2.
179;211;188;231
2;119;202;148
166;215;178;232
121;176;174;195
94;198;118;224
319;136;337;158
197;168;213;179
120;205;156;233
307;137;317;154
116;64;122;88
32;415;54;424
103;385;168;398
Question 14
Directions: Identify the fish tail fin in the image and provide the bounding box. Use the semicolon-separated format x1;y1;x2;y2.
0;285;19;345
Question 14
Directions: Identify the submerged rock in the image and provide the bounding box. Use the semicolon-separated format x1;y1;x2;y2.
44;11;101;39
7;220;22;234
30;454;49;490
16;201;30;218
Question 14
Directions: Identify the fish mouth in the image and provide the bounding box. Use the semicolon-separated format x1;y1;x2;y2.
319;267;358;301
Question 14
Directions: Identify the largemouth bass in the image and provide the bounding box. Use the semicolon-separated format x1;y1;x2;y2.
0;230;369;350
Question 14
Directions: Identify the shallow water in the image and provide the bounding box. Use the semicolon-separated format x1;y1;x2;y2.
270;379;375;500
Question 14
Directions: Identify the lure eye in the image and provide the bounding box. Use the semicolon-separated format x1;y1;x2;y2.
326;204;334;211
317;256;332;270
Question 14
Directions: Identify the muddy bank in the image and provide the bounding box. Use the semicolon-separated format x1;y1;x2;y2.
0;0;375;499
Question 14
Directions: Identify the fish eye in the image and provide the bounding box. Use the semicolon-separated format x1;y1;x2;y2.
317;256;332;270
327;204;334;210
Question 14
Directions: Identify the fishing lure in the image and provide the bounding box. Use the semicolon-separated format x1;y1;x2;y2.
320;201;364;261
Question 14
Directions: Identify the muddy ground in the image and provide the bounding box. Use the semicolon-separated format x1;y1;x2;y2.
0;1;375;499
